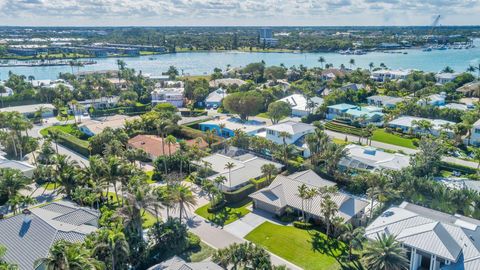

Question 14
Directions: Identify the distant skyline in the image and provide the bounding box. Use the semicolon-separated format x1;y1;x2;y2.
0;0;479;27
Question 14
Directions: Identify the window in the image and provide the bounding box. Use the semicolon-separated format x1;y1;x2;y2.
475;128;480;134
267;130;275;135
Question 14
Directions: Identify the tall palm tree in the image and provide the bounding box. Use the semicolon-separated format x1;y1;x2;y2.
318;56;326;69
224;162;235;190
36;240;104;270
349;58;355;69
172;184;197;223
340;224;365;260
261;163;277;184
165;135;177;156
0;168;31;201
369;62;374;71
297;184;309;222
218;123;226;152
90;226;129;270
362;234;409;270
278;131;292;164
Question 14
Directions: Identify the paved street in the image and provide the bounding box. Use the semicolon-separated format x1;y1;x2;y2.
325;129;478;169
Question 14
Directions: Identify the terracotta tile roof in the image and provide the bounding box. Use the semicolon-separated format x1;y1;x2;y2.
128;135;207;159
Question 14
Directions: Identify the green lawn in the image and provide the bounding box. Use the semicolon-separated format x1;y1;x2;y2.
142;210;158;229
180;241;215;262
195;200;251;226
245;222;351;270
42;182;58;190
371;129;416;149
145;171;156;184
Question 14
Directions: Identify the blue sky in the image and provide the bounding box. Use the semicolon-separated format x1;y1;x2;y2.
0;0;479;26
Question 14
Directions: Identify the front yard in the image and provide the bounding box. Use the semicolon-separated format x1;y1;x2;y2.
371;129;416;149
195;200;252;226
245;222;354;270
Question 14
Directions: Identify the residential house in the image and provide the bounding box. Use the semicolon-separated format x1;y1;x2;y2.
365;201;480;270
367;95;405;108
371;69;412;82
151;81;185;108
418;93;446;106
456;82;480;97
326;103;384;126
79;115;139;136
0;103;55;118
250;170;369;225
388;116;456;137
209;78;246;88
0;155;36;177
340;83;366;92
320;68;346;81
76;96;120;111
339;144;410;171
204;88;228;108
0;200;99;270
147;256;222;270
127;135;207;160
0;82;14;97
435;72;460;84
468;118;480;146
198;150;283;191
199;116;271;138
279;94;323;117
439;103;469;111
257;121;316;157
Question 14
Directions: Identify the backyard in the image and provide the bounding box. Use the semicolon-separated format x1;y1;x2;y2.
195;200;252;226
245;222;356;270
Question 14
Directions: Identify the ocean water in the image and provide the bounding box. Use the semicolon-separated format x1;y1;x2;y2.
1;39;479;80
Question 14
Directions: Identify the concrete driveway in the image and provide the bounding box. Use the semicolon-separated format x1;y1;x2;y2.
224;208;283;238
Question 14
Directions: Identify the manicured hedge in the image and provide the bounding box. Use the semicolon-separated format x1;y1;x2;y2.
91;104;151;117
440;161;477;175
324;121;364;137
55;132;90;157
223;183;256;203
293;221;313;229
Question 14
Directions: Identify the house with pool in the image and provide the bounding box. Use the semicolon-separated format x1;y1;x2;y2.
199;116;272;137
326;103;384;126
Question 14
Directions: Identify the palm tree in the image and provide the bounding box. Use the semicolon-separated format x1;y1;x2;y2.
349;58;355;69
218;123;226;152
0;245;17;269
36;240;104;270
320;195;338;238
172;184;197;223
369;62;374;71
340;224;365;260
297;184;309;222
0;168;31;201
90;226;129;270
224;162;235;190
472;148;480;175
318;56;326;69
0;86;6;108
261;163;277;184
362;234;409;270
165;135;177;156
467;64;480;79
278;131;292;164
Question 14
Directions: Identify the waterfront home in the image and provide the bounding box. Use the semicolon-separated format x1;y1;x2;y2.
371;69;412;82
76;96;120;111
326;103;384;126
435;72;460;84
417;93;446;106
0;103;55;118
151;81;185;108
440;103;469;111
468;118;480;146
456;82;480;97
256;121;315;157
339;144;410;171
79;115;139;136
340;83;366;92
320;68;346;81
367;95;405;108
198;150;283;191
127;135;207;160
204;88;228;108
209;78;247;88
0;200;99;270
279;94;323;117
147;256;222;270
365;201;480;270
0;155;35;177
250;170;369;225
0;82;14;97
199;116;271;138
388;116;456;137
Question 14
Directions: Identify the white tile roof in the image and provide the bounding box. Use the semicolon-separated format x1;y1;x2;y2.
365;202;480;268
0;103;54;114
250;170;369;222
205;88;228;103
279;94;323;113
266;121;315;135
339;144;410;171
388;116;456;130
148;256;223;270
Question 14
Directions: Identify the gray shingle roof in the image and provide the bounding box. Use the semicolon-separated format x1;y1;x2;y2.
250;170;369;222
365;202;480;269
0;201;99;270
147;256;223;270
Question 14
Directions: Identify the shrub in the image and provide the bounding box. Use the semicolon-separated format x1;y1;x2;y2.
51;130;90;157
207;200;226;213
412;138;420;147
293;221;313;229
186;232;201;249
223;183;256;203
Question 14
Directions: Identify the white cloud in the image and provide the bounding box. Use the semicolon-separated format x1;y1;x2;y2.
0;0;478;25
